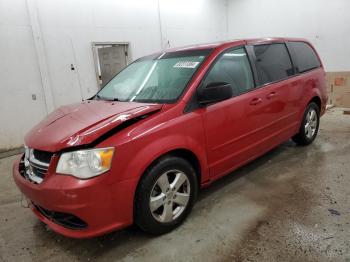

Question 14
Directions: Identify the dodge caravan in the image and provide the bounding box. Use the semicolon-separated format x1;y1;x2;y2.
13;38;327;238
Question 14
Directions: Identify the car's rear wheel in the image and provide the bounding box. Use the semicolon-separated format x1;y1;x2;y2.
292;102;320;145
135;156;198;235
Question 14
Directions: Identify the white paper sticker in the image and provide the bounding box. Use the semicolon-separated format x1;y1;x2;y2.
173;61;200;69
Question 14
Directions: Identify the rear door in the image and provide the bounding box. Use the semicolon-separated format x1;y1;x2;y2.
249;43;300;145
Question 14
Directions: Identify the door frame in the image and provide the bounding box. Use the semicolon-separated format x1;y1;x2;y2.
91;42;130;88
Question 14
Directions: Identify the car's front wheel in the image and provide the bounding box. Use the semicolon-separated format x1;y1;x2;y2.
135;156;198;235
292;102;320;145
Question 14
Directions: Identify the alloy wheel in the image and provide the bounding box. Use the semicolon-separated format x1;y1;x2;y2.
149;170;190;223
305;108;318;139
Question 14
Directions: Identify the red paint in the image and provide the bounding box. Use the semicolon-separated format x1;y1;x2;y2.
13;38;327;238
25;100;162;152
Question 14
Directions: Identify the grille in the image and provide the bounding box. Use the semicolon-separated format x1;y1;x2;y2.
33;149;53;163
33;204;88;230
20;148;53;184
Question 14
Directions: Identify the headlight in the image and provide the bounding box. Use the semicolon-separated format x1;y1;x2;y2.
56;147;115;179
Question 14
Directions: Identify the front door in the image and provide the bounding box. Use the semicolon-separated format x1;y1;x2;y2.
201;47;259;179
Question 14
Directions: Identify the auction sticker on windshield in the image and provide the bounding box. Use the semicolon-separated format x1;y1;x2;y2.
173;61;200;68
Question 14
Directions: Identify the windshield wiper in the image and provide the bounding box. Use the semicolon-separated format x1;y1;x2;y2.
95;94;120;101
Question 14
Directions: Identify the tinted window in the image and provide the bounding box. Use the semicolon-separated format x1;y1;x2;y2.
288;42;321;73
253;44;294;85
203;48;254;96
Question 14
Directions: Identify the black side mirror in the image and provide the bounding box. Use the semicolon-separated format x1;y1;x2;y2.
197;82;233;105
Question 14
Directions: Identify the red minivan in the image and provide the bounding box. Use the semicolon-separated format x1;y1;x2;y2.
13;38;327;238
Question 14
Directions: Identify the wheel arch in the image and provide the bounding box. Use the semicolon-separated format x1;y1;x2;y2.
135;148;202;193
161;148;201;186
308;96;321;110
297;93;322;129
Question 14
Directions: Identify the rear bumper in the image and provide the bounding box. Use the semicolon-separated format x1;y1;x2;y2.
12;157;136;238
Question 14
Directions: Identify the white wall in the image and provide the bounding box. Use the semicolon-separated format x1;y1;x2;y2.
0;0;48;151
37;0;163;107
158;0;227;48
0;0;228;150
227;0;350;72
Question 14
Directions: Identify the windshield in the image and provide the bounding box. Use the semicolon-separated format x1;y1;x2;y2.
96;49;212;103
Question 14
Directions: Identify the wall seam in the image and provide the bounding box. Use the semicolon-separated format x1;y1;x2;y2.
26;0;55;114
225;0;229;40
157;0;164;50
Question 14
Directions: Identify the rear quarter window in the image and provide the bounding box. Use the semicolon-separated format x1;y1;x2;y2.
288;42;321;73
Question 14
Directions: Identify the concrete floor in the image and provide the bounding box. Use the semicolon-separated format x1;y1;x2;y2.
0;108;349;262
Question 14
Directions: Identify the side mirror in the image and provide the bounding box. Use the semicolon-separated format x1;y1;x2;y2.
197;82;233;105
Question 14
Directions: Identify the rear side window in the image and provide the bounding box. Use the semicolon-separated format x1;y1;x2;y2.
288;42;321;73
203;48;254;96
253;44;294;85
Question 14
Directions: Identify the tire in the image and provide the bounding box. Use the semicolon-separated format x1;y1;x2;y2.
292;102;320;146
134;156;198;235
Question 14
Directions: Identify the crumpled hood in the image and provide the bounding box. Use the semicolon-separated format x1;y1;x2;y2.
24;100;162;152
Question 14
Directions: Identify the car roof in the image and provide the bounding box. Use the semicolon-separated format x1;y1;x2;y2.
141;37;311;60
164;37;310;52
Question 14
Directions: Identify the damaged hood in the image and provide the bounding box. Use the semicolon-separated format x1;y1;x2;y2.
25;100;162;152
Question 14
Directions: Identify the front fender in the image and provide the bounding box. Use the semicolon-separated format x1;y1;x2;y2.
128;134;209;183
106;133;208;225
102;108;209;185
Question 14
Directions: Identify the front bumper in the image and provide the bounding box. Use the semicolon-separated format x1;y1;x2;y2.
12;157;136;238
